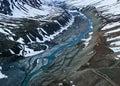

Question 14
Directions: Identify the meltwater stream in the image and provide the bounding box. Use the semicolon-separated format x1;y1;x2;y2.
22;11;92;86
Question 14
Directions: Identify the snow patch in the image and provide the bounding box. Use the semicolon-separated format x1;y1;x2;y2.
107;36;120;41
110;47;120;52
110;41;120;46
82;35;92;47
18;45;45;57
102;22;120;30
117;55;120;58
0;66;8;79
42;15;75;41
105;28;120;34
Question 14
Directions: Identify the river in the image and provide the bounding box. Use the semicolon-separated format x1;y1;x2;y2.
22;10;92;86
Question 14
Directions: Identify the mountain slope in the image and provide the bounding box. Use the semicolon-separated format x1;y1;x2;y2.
0;0;54;17
0;0;120;86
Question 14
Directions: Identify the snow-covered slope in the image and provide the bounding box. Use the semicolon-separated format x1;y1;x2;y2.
0;0;54;18
54;0;119;16
0;3;73;57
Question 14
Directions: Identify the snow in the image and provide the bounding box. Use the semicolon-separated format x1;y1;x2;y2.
82;35;92;47
1;0;60;18
9;49;15;54
0;66;8;79
89;32;93;35
72;85;76;86
14;15;75;46
26;35;34;43
107;36;120;41
110;47;120;52
0;28;9;35
50;15;74;39
110;41;120;46
24;50;44;57
118;55;120;58
70;81;73;84
101;22;120;30
55;0;117;8
18;45;45;57
17;38;25;44
101;2;120;15
40;28;47;34
58;83;63;86
10;4;52;18
54;0;120;16
1;0;120;57
105;28;120;34
95;0;117;7
1;0;119;18
41;15;75;41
